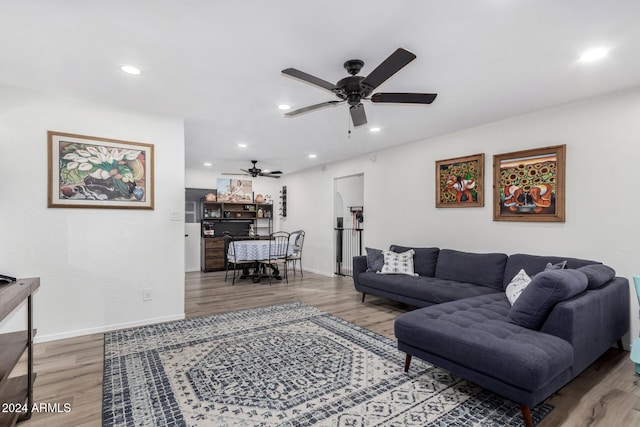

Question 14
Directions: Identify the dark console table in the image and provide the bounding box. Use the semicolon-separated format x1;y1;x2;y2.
0;278;39;426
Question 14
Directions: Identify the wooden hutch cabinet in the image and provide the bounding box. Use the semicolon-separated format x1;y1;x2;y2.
200;202;273;271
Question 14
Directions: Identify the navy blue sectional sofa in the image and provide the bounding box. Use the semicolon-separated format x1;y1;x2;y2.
352;246;630;427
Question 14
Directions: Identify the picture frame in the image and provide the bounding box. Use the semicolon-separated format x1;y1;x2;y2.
493;144;565;222
435;153;485;208
48;131;154;209
216;178;253;203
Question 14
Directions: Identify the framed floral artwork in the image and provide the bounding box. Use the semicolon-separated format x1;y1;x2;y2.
48;131;154;209
493;144;565;222
435;153;484;208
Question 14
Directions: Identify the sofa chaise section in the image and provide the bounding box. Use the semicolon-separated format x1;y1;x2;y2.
353;247;630;426
395;294;574;421
395;275;628;426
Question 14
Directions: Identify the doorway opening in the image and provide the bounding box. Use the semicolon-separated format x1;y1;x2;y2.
334;174;364;276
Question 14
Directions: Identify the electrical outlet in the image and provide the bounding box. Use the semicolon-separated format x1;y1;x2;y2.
143;288;153;301
170;211;181;221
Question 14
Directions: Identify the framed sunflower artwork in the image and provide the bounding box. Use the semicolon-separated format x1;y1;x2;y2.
493;145;565;222
435;153;485;208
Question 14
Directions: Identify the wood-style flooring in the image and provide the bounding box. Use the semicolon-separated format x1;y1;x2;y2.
13;270;640;426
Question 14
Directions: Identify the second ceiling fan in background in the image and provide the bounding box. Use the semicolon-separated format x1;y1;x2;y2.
282;48;437;127
222;160;282;179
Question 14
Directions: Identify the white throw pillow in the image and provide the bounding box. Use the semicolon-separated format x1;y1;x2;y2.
378;249;418;276
506;268;532;305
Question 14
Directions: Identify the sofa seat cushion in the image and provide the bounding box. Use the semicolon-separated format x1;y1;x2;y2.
394;293;574;391
358;272;499;304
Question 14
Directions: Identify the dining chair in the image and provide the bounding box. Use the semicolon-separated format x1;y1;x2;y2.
223;232;234;282
225;234;255;285
264;231;290;285
286;230;305;277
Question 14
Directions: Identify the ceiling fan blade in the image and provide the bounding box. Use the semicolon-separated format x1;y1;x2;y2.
221;172;249;176
361;48;416;91
282;68;338;92
259;173;282;179
285;100;342;116
267;170;282;174
371;92;438;104
350;104;367;127
239;169;251;173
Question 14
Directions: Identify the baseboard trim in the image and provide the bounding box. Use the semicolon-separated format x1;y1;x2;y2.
34;313;186;343
297;267;334;278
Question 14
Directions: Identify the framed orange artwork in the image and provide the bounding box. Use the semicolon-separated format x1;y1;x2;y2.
493;145;565;222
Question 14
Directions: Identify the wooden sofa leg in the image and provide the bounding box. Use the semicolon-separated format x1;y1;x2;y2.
519;404;533;427
404;354;412;372
617;338;624;350
361;293;366;303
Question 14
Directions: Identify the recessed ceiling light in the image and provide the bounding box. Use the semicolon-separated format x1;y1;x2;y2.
308;154;317;159
203;162;212;167
278;104;291;110
579;47;609;63
120;65;141;75
238;143;248;148
370;127;381;132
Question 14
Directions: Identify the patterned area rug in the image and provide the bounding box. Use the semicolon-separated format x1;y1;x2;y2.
102;302;553;426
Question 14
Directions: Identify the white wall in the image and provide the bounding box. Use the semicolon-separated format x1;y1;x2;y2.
5;85;634;343
283;86;640;342
0;88;186;342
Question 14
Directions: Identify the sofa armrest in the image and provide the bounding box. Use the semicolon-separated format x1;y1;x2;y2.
352;256;368;290
540;277;629;374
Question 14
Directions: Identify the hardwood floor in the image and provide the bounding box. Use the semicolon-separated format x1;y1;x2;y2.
14;270;640;426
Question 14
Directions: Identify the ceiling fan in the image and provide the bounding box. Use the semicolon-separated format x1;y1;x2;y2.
282;48;437;127
222;160;282;179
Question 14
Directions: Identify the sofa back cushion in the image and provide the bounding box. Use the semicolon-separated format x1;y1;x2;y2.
390;245;440;277
434;249;508;290
510;269;588;330
577;264;616;289
503;253;600;290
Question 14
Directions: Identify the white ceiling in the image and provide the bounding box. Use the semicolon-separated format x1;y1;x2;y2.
2;1;640;176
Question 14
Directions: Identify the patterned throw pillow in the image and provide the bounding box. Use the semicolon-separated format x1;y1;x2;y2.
379;249;417;276
506;269;532;305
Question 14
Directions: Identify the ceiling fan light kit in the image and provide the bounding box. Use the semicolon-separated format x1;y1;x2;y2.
282;47;437;127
